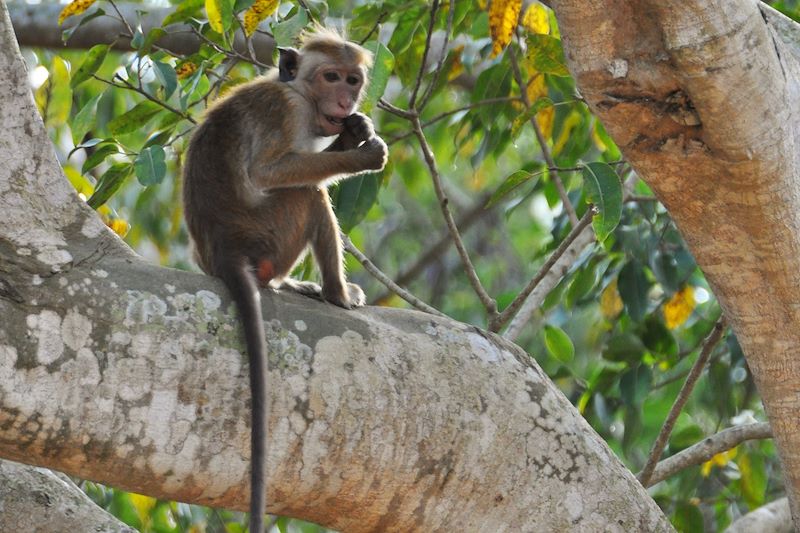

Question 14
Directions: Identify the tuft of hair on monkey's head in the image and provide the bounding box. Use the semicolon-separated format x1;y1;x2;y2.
297;25;374;70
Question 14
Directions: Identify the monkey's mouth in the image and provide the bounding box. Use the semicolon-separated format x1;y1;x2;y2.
325;115;345;126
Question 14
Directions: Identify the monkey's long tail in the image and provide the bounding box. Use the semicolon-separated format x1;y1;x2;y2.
219;258;268;533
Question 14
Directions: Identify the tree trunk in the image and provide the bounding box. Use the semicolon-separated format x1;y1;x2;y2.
0;1;670;530
552;0;800;523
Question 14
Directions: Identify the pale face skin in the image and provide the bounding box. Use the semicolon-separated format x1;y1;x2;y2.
311;65;365;136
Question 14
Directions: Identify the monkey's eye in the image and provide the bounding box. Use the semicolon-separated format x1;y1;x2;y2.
346;75;361;86
323;72;341;82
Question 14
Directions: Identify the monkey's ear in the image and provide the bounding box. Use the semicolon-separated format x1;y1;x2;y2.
278;47;300;82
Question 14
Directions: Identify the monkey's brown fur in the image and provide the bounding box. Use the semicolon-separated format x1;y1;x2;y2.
182;32;387;532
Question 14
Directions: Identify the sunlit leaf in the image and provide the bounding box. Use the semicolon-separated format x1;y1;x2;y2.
544;324;574;363
331;172;381;233
162;0;205;26
488;0;522;57
361;42;394;115
71;93;102;145
244;0;279;36
511;97;552;138
87;163;133;208
108;100;162;136
205;0;233;34
486;169;539;207
272;10;308;47
600;278;623;319
526;34;570;76
59;0;97;25
582;161;622;242
62;8;105;42
134;145;167;186
521;3;550;34
663;285;695;329
70;44;108;89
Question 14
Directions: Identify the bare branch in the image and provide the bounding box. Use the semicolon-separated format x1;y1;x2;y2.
645;422;773;487
637;318;728;486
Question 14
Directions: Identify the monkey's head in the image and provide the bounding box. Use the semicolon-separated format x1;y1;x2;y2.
279;32;373;137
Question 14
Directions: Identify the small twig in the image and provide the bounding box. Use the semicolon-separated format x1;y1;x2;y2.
637;318;728;487
378;98;417;120
408;0;439;110
411;115;498;317
372;192;494;304
98;74;197;124
386;97;522;145
418;0;455;110
343;236;447;318
107;0;135;37
358;11;388;45
644;422;772;487
489;211;593;332
508;46;579;228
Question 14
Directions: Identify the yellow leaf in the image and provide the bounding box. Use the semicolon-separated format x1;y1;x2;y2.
489;0;522;57
521;3;549;35
663;285;695;329
536;105;554;140
591;121;607;152
553;110;581;156
701;447;737;477
176;62;198;79
600;278;624;319
58;0;97;25
129;492;156;523
107;218;130;238
205;0;224;34
244;0;279;36
525;74;553;139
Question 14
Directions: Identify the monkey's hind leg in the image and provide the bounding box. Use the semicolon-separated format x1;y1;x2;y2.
310;189;366;309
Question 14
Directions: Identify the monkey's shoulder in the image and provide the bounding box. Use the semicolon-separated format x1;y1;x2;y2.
204;77;295;120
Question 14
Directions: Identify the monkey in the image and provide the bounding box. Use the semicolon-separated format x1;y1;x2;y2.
181;30;387;532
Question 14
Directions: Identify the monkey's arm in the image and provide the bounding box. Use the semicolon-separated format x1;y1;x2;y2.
249;138;387;189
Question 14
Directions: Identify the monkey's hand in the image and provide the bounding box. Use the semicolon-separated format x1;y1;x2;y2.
357;136;389;171
343;113;376;144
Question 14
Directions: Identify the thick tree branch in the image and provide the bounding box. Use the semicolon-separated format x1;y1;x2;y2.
552;0;800;521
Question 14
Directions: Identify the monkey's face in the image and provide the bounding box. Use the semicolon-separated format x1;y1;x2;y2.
312;67;365;137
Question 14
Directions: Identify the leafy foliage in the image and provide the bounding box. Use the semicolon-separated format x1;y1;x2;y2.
26;0;791;530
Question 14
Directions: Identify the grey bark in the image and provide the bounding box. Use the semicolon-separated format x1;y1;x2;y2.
726;498;793;533
0;1;671;531
0;459;135;533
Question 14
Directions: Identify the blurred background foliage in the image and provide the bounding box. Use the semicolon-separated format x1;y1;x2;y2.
18;0;800;530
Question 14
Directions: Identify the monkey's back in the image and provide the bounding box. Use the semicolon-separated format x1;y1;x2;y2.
183;78;306;275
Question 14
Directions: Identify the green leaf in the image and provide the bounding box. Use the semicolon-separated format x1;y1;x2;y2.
134;145;167;186
619;364;652;406
87;163;133;208
82;143;119;175
618;260;650;322
642;315;678;362
71;93;102;145
543;324;575;363
566;262;598;308
669;423;704;452
511;97;553;138
602;332;646;363
62;8;105;43
360;42;394;115
526;34;570;77
70;44;109;89
672;502;704;533
141;28;167;55
108;100;162;136
582;161;622;242
48;56;73;125
486;170;539;207
387;7;424;56
152;61;178;99
162;0;205;26
272;10;308;47
331;172;381;233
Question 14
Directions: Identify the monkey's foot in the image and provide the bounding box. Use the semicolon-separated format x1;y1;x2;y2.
322;283;366;309
278;278;322;297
